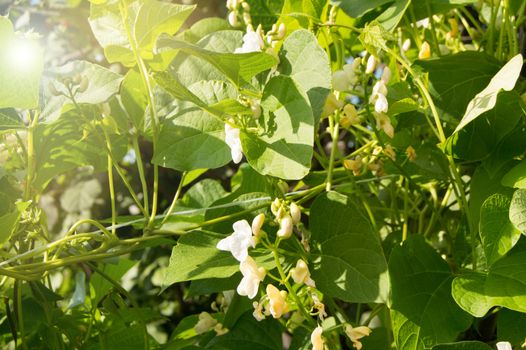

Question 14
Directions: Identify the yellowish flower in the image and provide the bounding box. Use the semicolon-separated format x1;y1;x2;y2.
311;326;324;350
345;324;372;350
266;284;289;318
418;41;431;59
291;259;316;287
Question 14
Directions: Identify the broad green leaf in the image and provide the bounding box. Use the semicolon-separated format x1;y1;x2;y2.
502;160;526;189
0;17;43;109
332;0;392;17
497;309;526;347
90;258;137;306
482;123;526;178
452;250;526;317
479;194;521;265
161;179;228;231
244;0;282;30
278;29;331;123
432;342;492;350
0;109;24;131
309;192;390;303
410;0;478;20
162;230;274;288
50;60;123;104
206;312;282;350
389;236;472;349
454;54;523;134
169;30;244;87
415;52;501;120
156;34;278;87
152;79;237;171
377;0;411;32
0;201;31;244
445;91;523;161
178;17;231;43
241;75;314;180
509;189;526;234
89;0;194;66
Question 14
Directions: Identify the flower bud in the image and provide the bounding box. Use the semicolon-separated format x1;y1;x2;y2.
241;1;250;11
251;101;261;118
251;213;265;237
49;82;61;96
277;23;286;39
277;180;289;194
78;76;89;93
402;38;411;52
277;215;293;239
228;11;238;27
406;145;416;161
321;93;343;119
194;312;218;334
311;326;324;350
290;202;301;224
418;41;431;59
365;54;376;74
351;57;361;71
384;144;396;160
291;259;315;287
271;198;281;216
374;93;388;114
242;12;252;24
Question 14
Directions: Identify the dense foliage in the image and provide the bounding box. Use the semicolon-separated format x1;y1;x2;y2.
1;0;526;349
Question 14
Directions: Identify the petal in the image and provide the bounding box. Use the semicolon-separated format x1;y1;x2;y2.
233;220;252;236
216;235;234;251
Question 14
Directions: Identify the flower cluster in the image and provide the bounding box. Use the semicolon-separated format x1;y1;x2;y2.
216;216;266;298
226;0;251;28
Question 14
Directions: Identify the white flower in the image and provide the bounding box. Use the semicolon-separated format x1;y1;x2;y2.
345;324;372;350
224;122;243;164
234;31;264;53
291;259;316;287
228;11;238;27
365;55;376;74
416;17;430;28
237;256;266;299
266;284;289;318
194;312;218;334
372;80;388;97
311;326;324;350
496;342;512;350
277;215;293;239
374;93;389;113
216;219;255;262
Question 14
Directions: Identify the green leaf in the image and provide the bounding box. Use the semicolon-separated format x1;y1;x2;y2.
497;309;526;347
410;0;478;20
431;341;492;350
389;236;472;349
377;0;411;32
241;75;314;180
332;0;392;18
0;17;43;109
152;79;237;171
454;54;523;134
415;52;501;120
0;201;31;244
452;250;526;317
206;312;283;350
278;29;331;123
444;92;524;161
309;191;390;303
50;60;123;104
509;189;526;234
90;259;137;306
156;35;278;87
359;20;392;53
0;109;24;131
502;160;526;189
89;0;195;66
161;230;274;288
479;194;521;265
178;17;231;43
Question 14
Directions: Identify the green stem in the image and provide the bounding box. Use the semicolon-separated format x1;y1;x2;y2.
160;172;187;226
132;135;150;216
107;154;117;236
326;116;340;192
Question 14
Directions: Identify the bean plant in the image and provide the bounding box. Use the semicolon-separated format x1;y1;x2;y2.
1;0;526;349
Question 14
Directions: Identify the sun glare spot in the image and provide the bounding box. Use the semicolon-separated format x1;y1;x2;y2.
7;39;41;70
